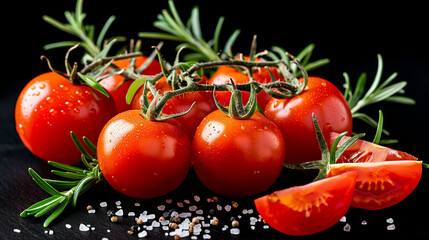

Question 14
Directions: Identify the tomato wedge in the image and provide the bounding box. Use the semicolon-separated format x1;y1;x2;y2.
327;160;422;210
254;171;356;236
328;132;418;163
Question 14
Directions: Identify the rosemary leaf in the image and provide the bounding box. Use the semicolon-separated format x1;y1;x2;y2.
44;195;72;228
28;169;64;197
48;160;85;174
51;170;87;180
34;196;66;218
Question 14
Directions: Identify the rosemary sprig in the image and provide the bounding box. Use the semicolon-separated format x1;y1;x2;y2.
139;0;237;62
20;132;103;228
43;0;125;61
343;54;415;137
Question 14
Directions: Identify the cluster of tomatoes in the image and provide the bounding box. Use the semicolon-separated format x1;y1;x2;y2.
15;53;423;236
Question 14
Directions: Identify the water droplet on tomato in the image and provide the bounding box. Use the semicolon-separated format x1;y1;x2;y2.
89;108;96;115
73;108;80;114
253;170;261;175
39;83;46;89
30;86;36;90
18;124;24;136
241;125;245;130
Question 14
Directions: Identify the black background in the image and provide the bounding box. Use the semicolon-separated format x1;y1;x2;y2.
1;0;428;239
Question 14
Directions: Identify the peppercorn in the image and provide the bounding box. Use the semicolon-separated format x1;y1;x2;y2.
174;234;180;240
159;216;166;222
232;219;239;227
86;205;93;211
192;217;200;224
110;216;118;223
231;201;239;208
169;222;178;229
136;218;143;225
211;217;219;226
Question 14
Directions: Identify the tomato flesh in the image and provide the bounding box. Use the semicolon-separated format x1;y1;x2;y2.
328;132;418;163
15;72;117;165
327;161;422;210
255;171;356;236
192;110;285;197
97;110;191;199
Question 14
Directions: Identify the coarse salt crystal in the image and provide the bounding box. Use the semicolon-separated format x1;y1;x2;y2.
100;202;107;207
189;205;197;211
115;209;124;216
343;223;351;232
65;224;72;229
135;202;140;206
247;209;254;214
230;228;240;235
180;230;190;238
152;221;161;227
157;205;166;211
162;226;169;231
263;225;269;229
91;227;95;231
251;226;255;230
203;234;211;239
138;230;148;238
13;229;21;233
386;218;394;224
340;216;347;222
387;224;396;231
128;212;135;217
250;217;258;225
79;224;89;232
184;199;190;204
88;209;96;214
361;220;367;225
191;236;198;239
102;238;108;240
166;199;172;204
224;205;231;212
177;202;184;208
217;205;222;211
194;195;200;202
196;209;203;215
49;230;54;235
115;201;121;206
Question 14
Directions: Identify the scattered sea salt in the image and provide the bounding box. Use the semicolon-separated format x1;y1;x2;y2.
166;199;173;204
100;202;107;207
184;199;190;204
13;229;21;233
263;225;269;229
202;234;211;239
386;218;394;224
194;195;200;202
250;217;258;225
340;216;347;222
107;229;110;233
157;205;166;211
191;236;198;240
196;209;204;215
102;238;108;240
251;226;255;230
152;221;161;227
79;223;89;232
115;201;121;206
128;212;135;217
49;230;54;235
65;224;72;229
88;209;96;214
224;205;231;212
361;220;367;225
177;202;184;208
217;205;222;211
189;205;198;211
91;227;95;231
134;202;140;207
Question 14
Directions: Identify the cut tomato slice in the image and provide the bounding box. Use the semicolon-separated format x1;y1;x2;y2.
328;132;418;163
254;171;356;236
327;160;422;210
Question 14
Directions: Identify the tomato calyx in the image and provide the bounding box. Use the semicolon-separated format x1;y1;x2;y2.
213;79;258;120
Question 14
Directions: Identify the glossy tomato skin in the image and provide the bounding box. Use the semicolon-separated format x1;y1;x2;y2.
131;76;217;139
99;56;162;112
328;132;418;163
254;171;356;236
264;77;353;164
327;161;422;210
15;72;117;165
208;58;283;109
97;110;191;199
192;110;285;197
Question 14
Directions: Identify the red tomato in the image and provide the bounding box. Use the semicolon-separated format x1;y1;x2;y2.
328;132;418;163
264;77;353;164
255;171;356;236
99;56;161;112
130;76;217;139
97;109;191;199
192;110;285;197
208;57;283;109
327;161;422;210
15;72;117;165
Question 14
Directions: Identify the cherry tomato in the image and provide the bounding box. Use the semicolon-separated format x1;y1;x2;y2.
192;110;285;197
131;76;217;139
97;109;191;199
327;161;422;210
264;77;353;164
15;72;117;165
328;132;418;163
255;171;357;236
99;56;161;112
208;57;283;109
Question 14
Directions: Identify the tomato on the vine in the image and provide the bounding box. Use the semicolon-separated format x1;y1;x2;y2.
327;161;422;210
99;56;162;112
97;109;192;199
328;132;418;163
255;171;357;236
192;110;285;197
15;72;117;165
208;57;283;109
130;76;217;139
264;77;353;164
